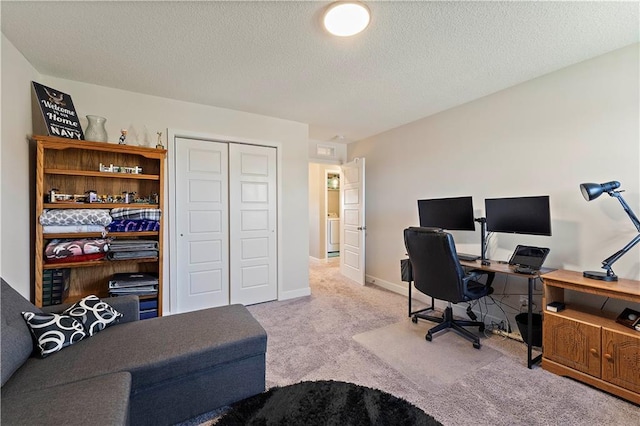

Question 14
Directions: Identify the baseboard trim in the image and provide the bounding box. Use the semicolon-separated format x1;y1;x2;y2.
279;287;311;301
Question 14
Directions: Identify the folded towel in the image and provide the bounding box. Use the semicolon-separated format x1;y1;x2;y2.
107;250;158;260
43;225;107;235
106;220;160;233
109;240;159;251
40;209;112;226
110;208;161;221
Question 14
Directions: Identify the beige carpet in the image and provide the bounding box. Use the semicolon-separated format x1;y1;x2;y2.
353;319;503;389
182;259;639;426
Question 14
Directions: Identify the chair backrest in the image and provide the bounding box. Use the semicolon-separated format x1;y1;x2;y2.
403;227;466;303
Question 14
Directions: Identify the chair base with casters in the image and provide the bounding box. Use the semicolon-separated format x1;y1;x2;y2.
416;304;485;349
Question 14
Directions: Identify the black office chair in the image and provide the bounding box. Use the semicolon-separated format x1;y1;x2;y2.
404;227;494;349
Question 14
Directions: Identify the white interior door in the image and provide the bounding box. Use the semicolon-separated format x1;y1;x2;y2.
175;138;229;312
340;157;366;284
229;144;277;305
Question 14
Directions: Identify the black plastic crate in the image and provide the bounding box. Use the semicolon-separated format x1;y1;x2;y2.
42;268;70;306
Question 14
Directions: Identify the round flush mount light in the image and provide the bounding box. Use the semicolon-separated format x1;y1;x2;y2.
323;2;370;37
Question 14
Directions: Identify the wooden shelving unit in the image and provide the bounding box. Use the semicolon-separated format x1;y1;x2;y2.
34;135;166;316
542;269;640;404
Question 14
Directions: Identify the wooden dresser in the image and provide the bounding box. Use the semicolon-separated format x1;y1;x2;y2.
542;269;640;404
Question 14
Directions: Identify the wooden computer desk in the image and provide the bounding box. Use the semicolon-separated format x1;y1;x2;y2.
458;258;554;368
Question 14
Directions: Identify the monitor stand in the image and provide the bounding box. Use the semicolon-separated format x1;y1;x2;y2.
475;217;490;265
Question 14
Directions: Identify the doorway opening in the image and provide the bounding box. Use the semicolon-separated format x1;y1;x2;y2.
326;171;341;259
308;163;341;262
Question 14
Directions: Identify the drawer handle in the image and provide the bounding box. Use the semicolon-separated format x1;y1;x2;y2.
603;353;613;362
590;348;598;356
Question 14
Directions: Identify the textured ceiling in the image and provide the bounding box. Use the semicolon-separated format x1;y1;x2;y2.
2;1;638;142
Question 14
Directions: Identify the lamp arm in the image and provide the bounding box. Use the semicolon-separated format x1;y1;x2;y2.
600;233;640;272
611;191;640;232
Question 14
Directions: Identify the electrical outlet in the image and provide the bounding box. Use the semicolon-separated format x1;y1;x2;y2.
519;296;529;306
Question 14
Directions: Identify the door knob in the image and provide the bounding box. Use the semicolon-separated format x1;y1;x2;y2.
357;226;366;231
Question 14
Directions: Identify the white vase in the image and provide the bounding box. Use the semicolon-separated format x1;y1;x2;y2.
85;115;108;142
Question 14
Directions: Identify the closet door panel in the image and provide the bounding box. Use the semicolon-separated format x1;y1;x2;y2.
229;144;277;305
175;138;229;312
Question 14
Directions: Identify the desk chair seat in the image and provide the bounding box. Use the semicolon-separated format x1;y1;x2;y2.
404;227;494;349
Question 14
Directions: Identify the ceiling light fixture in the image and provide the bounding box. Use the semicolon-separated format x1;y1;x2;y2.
323;2;370;37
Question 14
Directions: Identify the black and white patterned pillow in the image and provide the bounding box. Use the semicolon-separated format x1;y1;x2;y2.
63;295;122;336
22;312;87;358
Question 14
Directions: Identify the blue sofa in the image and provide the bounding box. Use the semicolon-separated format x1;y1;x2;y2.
1;278;267;425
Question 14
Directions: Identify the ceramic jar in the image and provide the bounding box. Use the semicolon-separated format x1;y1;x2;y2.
84;115;108;142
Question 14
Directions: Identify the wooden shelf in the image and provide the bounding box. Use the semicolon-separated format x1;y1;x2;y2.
43;258;159;269
35;135;167;158
43;231;159;239
543;269;640;303
542;269;640;403
34;135;166;316
43;203;159;209
63;292;158;304
45;168;159;180
544;306;636;336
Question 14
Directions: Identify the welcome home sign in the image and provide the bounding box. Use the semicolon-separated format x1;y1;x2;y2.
32;81;84;140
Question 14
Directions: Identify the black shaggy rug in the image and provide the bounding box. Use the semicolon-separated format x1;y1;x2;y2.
216;380;442;426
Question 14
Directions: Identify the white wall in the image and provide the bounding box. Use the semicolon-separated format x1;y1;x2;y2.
1;34;41;296
308;139;347;164
348;44;640;328
308;163;322;259
1;35;311;306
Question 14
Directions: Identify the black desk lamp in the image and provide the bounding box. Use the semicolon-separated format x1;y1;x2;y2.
580;181;640;282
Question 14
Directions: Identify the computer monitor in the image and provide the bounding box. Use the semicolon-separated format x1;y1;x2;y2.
417;196;475;231
485;196;552;236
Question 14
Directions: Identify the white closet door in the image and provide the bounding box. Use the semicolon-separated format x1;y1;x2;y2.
229;144;277;305
175;138;229;312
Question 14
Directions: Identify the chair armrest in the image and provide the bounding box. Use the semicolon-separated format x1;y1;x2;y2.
41;295;140;323
463;270;496;297
467;270;496;287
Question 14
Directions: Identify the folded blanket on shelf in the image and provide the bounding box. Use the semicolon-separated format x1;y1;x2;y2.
40;209;113;226
110;208;162;221
43;225;107;235
106;220;160;233
109;240;159;251
107;251;158;260
44;238;110;263
46;253;106;264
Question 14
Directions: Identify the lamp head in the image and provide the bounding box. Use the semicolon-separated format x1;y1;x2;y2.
579;181;620;201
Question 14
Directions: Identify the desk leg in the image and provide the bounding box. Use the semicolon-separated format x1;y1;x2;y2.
527;277;542;369
408;282;412;317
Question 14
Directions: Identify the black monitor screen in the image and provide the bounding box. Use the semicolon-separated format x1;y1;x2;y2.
485;196;551;236
418;196;475;231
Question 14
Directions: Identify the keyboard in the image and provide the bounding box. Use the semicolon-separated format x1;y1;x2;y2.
457;253;480;262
